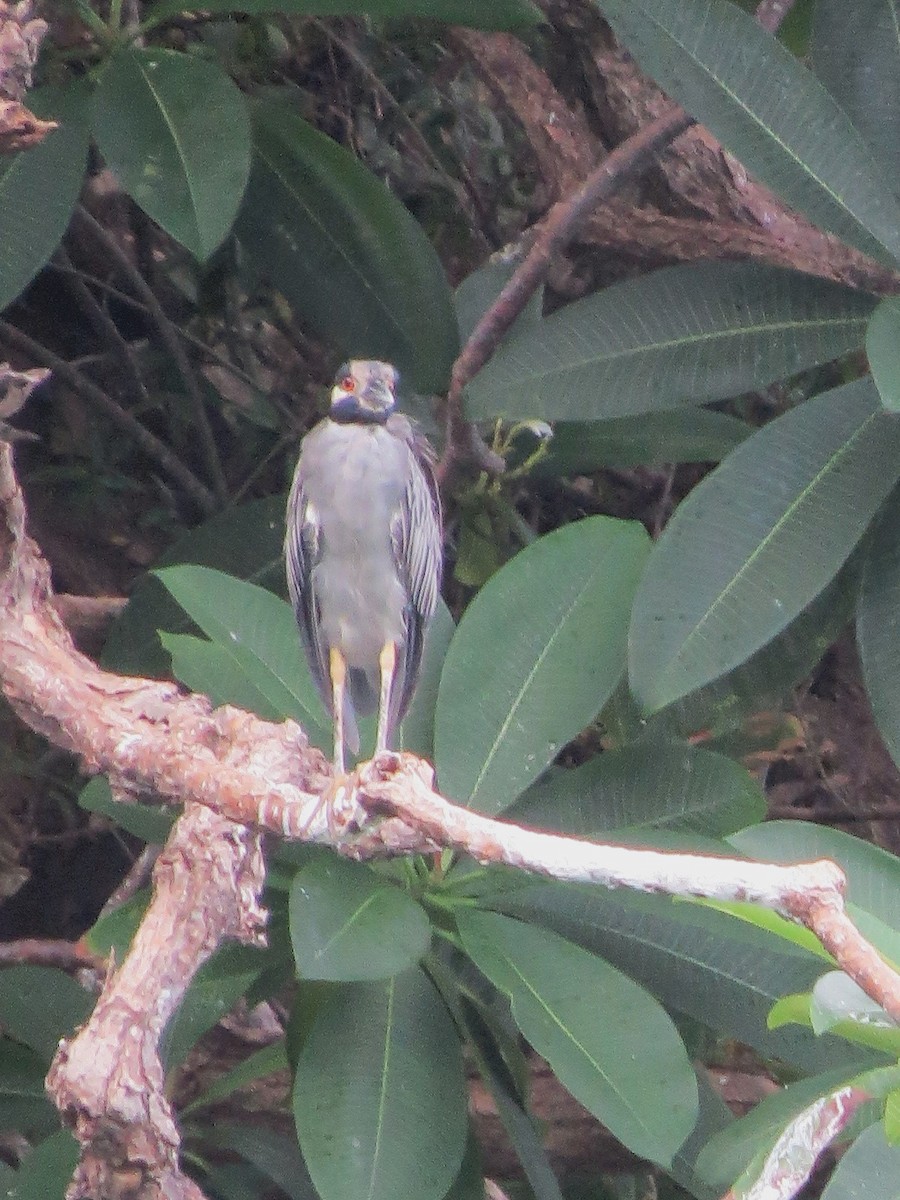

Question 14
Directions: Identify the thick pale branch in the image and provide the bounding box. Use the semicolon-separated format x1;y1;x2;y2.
2;437;900;1195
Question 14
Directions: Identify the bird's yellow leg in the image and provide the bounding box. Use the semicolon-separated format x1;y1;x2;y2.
330;645;347;775
375;641;397;755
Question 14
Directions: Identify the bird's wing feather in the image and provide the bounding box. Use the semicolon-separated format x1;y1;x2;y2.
389;422;442;730
285;463;332;714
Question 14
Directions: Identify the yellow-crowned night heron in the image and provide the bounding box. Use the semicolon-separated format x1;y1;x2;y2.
285;360;442;776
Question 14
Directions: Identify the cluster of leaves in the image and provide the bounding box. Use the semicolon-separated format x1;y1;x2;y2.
1;0;900;1197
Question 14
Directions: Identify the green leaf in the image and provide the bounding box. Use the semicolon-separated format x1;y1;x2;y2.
94;48;251;260
698;900;832;961
436;515;650;814
85;890;150;960
293;968;467;1200
464;263;876;422
208;1124;318;1200
163;943;267;1069
511;741;765;838
162;632;282;719
729;822;900;932
457;997;564;1200
810;972;900;1055
289;856;431;981
859;487;900;769
0;1039;59;1139
0;967;92;1063
491;884;877;1075
647;547;861;738
8;1131;79;1200
102;495;287;678
144;0;542;33
156;564;330;747
630;379;900;714
0;83;90;314
534;410;752;475
811;0;900;196
695;1067;870;1192
238;99;458;393
596;0;900;264
183;1039;287;1114
820;1121;900;1199
868;299;900;413
457;909;697;1166
79;776;174;844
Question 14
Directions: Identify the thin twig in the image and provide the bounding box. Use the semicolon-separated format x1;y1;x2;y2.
73;206;229;505
0;320;217;515
54;246;152;410
438;104;695;484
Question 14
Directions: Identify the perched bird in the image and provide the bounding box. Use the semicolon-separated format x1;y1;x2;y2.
285;360;443;776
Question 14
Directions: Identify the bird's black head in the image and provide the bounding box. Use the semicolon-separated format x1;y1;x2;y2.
329;360;399;424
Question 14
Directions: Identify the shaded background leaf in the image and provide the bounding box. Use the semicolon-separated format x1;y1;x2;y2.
866;297;900;412
859;487;900;770
238;100;458;393
144;0;542;31
596;0;900;263
0;84;90;314
102;496;286;678
94;49;251;260
811;0;900;196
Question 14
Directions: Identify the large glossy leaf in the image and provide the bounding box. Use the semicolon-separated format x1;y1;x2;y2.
238;100;458;393
289;855;431;980
867;298;900;412
648;547;862;738
94;48;251;260
162;632;284;720
102;495;286;678
0;83;90;314
822;1122;900;1198
596;0;900;263
293;968;467;1200
435;515;650;814
859;488;900;768
144;0;541;32
465;263;875;422
458;909;697;1166
156;564;330;745
491;883;879;1075
511;741;765;838
630;379;900;714
534;410;751;475
811;0;900;196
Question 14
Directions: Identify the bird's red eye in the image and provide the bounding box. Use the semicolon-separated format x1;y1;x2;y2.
340;375;355;392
